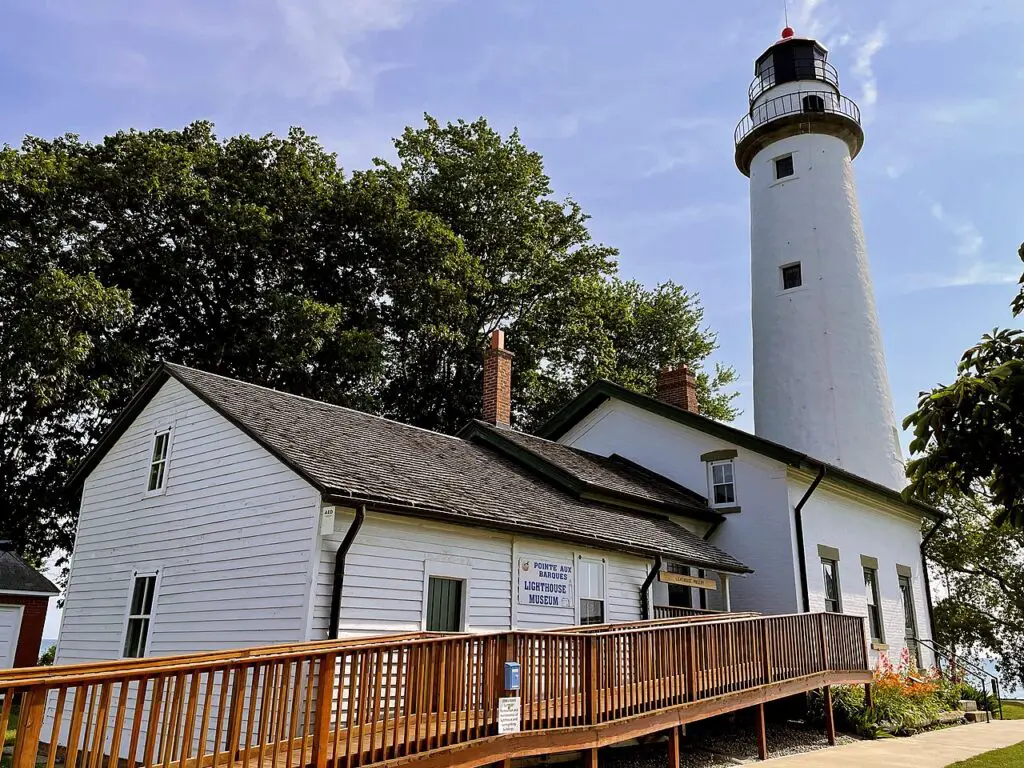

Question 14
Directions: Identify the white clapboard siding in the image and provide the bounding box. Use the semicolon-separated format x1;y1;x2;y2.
312;511;514;637
514;541;648;630
314;512;651;637
606;555;648;622
48;377;321;757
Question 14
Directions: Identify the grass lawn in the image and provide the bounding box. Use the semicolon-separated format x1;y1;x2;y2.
946;740;1024;768
998;700;1024;720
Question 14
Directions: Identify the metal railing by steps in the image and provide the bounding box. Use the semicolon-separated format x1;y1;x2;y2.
0;612;870;768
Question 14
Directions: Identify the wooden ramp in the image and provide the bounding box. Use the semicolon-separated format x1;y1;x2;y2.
1;613;871;768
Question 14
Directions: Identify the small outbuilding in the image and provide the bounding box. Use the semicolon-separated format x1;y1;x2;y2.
0;540;59;668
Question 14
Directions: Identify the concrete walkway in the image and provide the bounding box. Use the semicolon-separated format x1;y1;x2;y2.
764;720;1024;766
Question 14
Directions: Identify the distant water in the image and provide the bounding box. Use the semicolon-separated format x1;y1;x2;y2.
982;659;1023;699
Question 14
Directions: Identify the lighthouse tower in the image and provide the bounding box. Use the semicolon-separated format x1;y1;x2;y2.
734;29;905;490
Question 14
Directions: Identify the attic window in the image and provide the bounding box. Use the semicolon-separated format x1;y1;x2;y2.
707;460;736;507
146;429;172;493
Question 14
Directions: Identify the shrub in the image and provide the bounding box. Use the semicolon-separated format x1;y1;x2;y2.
811;649;971;738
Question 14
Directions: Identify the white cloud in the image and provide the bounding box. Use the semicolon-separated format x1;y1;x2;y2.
902;203;1017;290
852;25;886;107
38;0;435;102
791;0;831;39
884;159;909;179
635;117;728;177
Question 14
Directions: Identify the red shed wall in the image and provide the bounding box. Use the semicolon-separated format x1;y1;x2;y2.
0;593;50;667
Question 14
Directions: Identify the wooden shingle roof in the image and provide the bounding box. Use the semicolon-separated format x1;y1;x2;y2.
72;364;751;574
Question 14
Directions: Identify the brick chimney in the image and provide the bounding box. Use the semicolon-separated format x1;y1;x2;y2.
482;329;514;427
657;364;699;413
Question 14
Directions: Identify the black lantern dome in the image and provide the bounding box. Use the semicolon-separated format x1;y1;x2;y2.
734;29;863;176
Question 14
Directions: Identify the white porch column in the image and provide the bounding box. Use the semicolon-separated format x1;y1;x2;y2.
721;573;732;612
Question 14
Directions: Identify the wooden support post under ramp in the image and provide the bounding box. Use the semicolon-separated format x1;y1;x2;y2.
823;686;836;746
582;747;599;767
755;703;768;760
865;681;874;708
668;726;681;768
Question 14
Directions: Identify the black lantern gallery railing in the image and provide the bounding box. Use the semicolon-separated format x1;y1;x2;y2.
734;90;861;146
748;60;840;102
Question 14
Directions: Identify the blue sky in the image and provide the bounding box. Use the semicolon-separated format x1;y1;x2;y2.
4;0;1023;438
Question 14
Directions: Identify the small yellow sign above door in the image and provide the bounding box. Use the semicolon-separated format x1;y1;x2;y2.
658;571;717;590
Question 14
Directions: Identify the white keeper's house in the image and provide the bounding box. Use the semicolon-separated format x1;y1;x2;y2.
51;29;941;675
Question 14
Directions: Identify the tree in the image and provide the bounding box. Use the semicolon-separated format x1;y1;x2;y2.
0;258;134;565
370;116;737;431
925;492;1024;689
904;243;1024;529
0;117;737;566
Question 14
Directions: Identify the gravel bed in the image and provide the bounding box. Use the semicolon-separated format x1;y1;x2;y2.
569;720;858;767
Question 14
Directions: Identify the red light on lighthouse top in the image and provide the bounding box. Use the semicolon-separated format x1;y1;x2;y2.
781;26;795;39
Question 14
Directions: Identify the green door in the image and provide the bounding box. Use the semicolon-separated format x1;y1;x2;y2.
426;577;464;632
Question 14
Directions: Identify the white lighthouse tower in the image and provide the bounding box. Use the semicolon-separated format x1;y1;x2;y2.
735;28;905;490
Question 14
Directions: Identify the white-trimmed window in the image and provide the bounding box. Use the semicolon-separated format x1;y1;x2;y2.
707;460;736;507
578;558;606;626
864;567;884;643
146;428;172;493
821;558;841;613
123;573;158;658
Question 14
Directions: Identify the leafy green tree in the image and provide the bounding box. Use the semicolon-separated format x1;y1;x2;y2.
904;245;1024;528
0;117;737;566
371;116;737;431
926;492;1024;689
0;256;134;564
38;644;56;666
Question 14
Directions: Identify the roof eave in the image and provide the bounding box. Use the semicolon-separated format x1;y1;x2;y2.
66;364;172;491
541;380;944;523
463;421;722;524
321;492;751;574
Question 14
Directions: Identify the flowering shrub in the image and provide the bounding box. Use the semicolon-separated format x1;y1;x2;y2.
810;647;976;738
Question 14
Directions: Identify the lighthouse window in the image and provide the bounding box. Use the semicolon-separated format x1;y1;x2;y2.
782;263;803;290
802;94;826;113
775;154;794;179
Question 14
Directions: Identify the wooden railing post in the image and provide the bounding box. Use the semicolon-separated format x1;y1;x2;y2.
586;635;599;725
11;686;46;768
226;666;248;758
823;685;836;746
760;621;772;684
685;628;697;702
312;653;338;768
818;614;829;672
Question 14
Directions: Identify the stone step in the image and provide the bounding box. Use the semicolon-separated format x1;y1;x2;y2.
964;710;989;723
959;699;979;712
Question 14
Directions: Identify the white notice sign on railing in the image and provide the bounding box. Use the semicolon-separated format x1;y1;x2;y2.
497;696;521;734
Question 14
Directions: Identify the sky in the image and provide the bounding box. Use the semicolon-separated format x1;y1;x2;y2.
5;0;1023;637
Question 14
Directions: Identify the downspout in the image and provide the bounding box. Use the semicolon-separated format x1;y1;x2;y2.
328;504;366;640
920;518;943;649
640;554;663;620
794;465;827;613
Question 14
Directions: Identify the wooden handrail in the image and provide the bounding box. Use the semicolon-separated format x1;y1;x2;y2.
0;631;441;684
2;613;869;768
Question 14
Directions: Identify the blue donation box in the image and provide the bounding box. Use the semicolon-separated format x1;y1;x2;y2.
504;661;521;691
